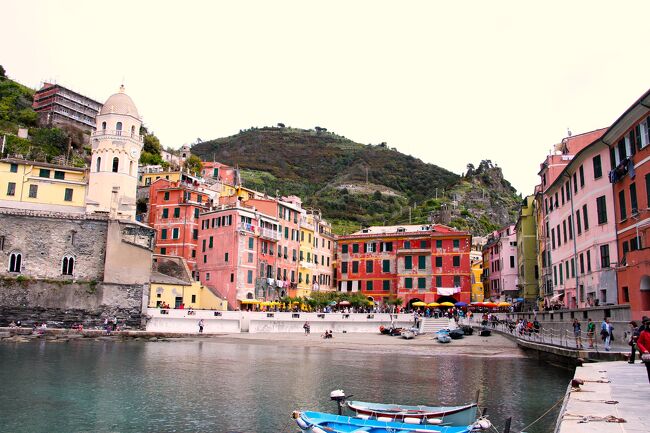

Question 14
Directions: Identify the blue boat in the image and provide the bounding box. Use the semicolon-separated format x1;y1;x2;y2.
293;411;476;433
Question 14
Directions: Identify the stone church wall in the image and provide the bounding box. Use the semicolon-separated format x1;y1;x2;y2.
0;209;108;281
0;278;146;327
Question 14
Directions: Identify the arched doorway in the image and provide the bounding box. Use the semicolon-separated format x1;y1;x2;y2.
435;295;458;304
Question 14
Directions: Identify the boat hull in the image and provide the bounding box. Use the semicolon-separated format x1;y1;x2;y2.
347;401;478;426
295;411;473;433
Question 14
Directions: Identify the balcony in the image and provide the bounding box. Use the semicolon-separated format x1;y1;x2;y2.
92;129;144;142
609;158;631;184
259;227;281;241
396;248;430;255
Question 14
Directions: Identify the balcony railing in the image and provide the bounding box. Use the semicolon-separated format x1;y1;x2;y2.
92;129;144;142
259;227;281;241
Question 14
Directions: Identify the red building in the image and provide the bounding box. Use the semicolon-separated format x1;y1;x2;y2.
605;89;650;320
336;224;472;305
148;178;211;275
200;162;236;185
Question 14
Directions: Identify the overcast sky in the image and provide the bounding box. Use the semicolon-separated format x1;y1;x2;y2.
2;1;649;194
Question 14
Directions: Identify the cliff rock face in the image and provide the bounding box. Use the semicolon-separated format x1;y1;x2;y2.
192;128;520;235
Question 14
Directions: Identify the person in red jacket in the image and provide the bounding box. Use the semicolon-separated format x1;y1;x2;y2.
636;318;650;383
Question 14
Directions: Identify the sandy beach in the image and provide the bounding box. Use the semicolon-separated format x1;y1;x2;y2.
209;331;524;358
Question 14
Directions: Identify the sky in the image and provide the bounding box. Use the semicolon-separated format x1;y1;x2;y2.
2;0;650;194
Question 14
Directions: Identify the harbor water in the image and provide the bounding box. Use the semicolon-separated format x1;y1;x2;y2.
0;339;572;433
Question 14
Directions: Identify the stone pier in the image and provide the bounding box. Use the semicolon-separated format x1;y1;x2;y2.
555;361;649;433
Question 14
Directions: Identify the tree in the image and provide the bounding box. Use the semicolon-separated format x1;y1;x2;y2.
0;65;5;79
373;190;382;200
143;133;162;156
277;123;285;128
184;154;203;175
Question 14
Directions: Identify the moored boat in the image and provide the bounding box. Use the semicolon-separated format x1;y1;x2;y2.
293;411;477;433
437;329;451;343
347;400;478;425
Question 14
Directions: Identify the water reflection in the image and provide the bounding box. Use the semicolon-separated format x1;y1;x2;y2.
0;340;572;433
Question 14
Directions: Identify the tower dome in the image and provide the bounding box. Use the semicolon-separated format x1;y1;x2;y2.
99;85;139;118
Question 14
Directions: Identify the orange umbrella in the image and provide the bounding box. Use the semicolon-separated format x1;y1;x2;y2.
483;302;498;308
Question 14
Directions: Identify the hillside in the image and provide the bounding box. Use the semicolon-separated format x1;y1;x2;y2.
191;127;521;235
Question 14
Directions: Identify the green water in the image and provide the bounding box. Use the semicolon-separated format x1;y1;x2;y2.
0;340;572;433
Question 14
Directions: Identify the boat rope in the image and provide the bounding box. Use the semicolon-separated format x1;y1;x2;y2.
562;414;627;423
517;394;566;433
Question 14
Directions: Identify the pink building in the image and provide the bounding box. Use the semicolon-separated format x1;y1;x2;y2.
543;138;618;309
482;224;518;301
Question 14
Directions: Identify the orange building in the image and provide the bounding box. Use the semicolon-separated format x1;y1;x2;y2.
148;178;212;276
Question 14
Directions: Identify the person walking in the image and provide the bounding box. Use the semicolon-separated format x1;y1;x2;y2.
586;318;596;348
601;317;613;351
635;318;650;383
303;321;310;336
630;317;648;363
198;319;204;334
572;319;583;349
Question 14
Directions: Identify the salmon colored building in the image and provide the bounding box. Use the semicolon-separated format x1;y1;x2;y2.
605;89;650;320
336;224;472;305
148;178;211;275
200;162;236;186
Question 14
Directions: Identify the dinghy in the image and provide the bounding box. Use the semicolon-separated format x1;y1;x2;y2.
437;329;451;343
293;411;476;433
347;400;478;425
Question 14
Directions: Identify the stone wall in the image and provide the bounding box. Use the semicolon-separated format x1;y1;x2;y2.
0;277;146;328
0;209;108;281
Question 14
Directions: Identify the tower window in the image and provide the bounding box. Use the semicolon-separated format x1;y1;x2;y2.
131;125;135;137
116;122;122;135
62;256;74;276
112;157;119;173
96;157;101;172
101;121;106;131
9;252;22;273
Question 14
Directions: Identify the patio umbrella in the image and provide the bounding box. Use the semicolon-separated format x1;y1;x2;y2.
427;302;440;307
240;299;261;305
339;300;351;306
412;301;427;307
329;301;338;306
497;302;511;307
454;302;468;307
483;302;498;308
439;302;455;307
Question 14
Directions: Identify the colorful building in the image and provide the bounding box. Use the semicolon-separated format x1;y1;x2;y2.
543;136;619;309
605;89;650;320
0;158;87;213
149;255;226;310
310;210;335;292
200;161;236;186
482;225;518;302
470;259;484;302
148;178;211;275
297;213;315;297
336;224;472;305
515;195;538;306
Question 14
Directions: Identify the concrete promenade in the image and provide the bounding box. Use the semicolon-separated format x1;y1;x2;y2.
556;361;649;433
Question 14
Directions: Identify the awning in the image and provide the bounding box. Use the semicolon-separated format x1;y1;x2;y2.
549;293;564;302
437;287;460;296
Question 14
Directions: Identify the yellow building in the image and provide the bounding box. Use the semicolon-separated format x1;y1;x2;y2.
139;170;182;187
0;158;87;213
149;255;227;310
297;214;315;298
471;259;484;302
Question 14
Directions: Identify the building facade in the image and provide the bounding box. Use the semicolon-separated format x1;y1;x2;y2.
0;158;87;213
515;195;538;306
605;90;650;320
482;225;518;302
336;225;472;305
32;83;102;134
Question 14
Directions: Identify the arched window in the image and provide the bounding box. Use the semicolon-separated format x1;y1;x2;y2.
131;125;135;137
9;252;22;273
112;157;119;173
101;121;107;131
96;156;101;172
116;122;122;135
62;256;74;276
129;161;134;176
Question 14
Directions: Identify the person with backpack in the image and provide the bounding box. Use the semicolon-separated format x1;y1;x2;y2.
601;318;613;351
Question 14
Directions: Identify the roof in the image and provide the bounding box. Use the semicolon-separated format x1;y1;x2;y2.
559;128;607;154
150;271;190;286
0;157;86;172
99;85;139;118
601;88;650;145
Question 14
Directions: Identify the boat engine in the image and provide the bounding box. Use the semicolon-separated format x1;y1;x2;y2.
330;389;351;415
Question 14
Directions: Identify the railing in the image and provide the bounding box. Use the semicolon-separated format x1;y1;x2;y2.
92;129;144;142
259;227;281;241
462;317;632;351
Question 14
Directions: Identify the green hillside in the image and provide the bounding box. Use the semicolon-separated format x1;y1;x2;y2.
191;127;521;235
